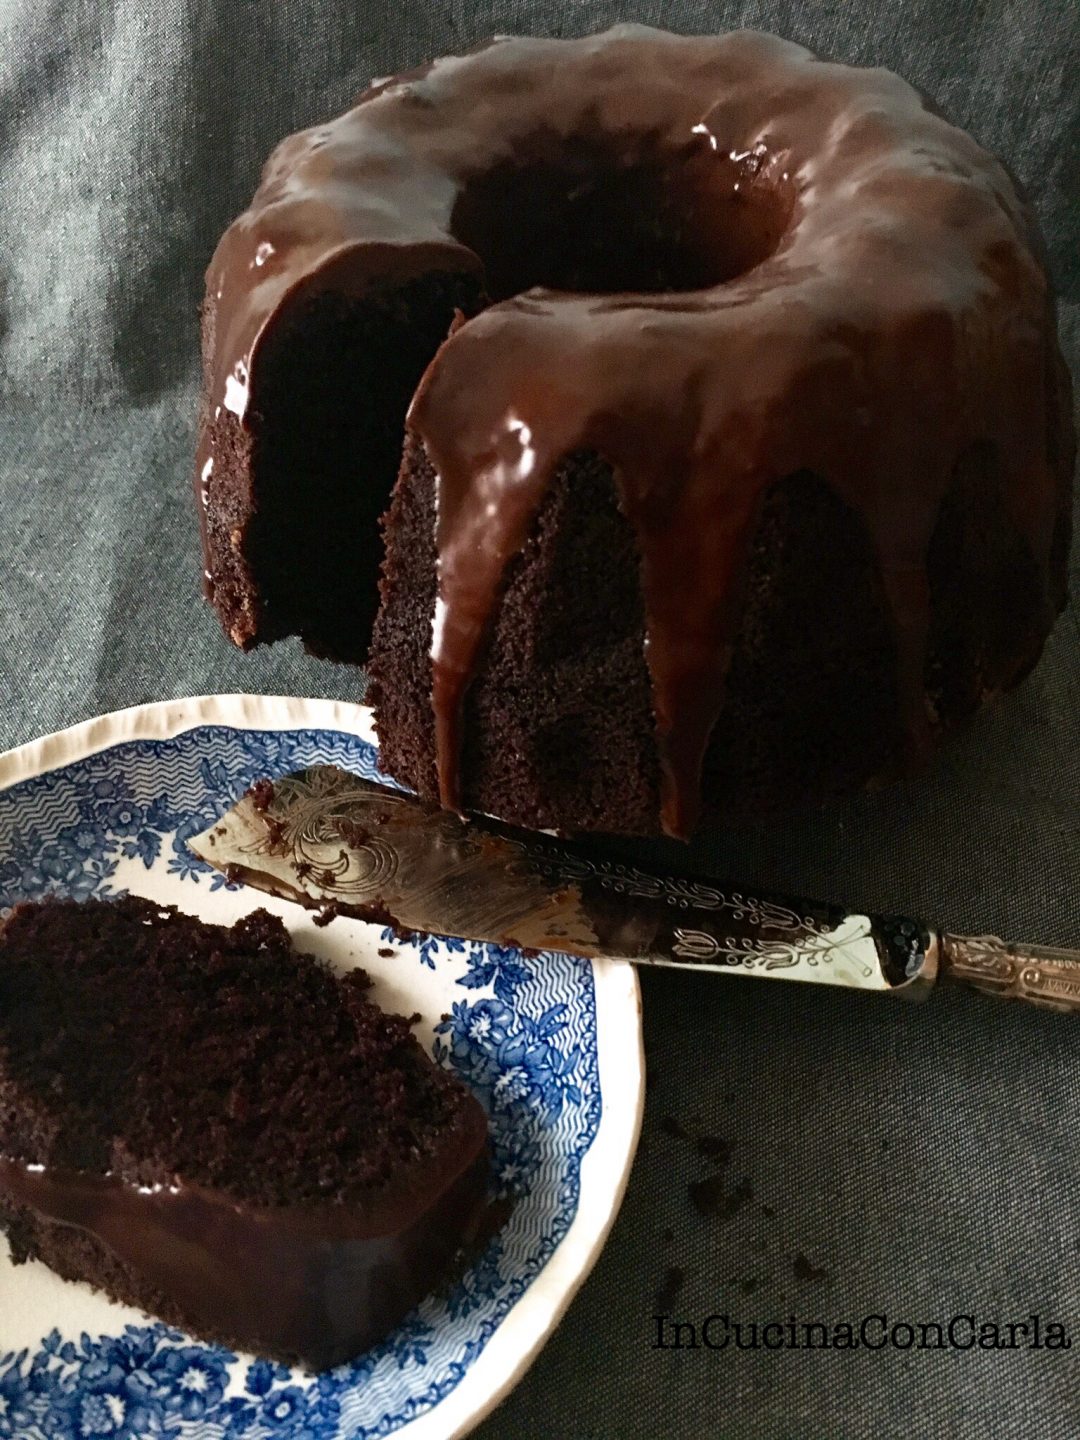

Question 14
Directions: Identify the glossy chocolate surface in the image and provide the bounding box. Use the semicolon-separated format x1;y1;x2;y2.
198;26;1059;836
0;1108;489;1370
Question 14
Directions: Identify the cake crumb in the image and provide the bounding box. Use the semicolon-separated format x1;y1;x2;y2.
654;1265;685;1313
792;1252;831;1283
688;1174;754;1220
248;778;275;812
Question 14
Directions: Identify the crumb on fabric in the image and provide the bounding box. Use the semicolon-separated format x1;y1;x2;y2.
654;1265;685;1312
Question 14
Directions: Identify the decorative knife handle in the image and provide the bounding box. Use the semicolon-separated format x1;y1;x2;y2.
938;933;1080;1014
524;845;935;993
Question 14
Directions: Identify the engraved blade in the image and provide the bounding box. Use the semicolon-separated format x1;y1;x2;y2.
188;765;931;996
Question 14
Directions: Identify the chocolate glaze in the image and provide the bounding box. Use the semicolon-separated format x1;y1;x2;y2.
198;26;1064;837
0;1108;490;1370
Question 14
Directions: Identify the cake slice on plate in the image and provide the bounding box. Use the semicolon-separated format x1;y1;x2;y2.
0;896;490;1369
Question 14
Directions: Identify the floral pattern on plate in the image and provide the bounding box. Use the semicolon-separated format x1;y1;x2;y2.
0;716;615;1440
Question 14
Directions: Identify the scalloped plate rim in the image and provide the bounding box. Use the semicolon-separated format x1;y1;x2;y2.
0;693;645;1440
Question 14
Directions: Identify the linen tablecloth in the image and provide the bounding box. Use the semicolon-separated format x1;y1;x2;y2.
1;1;1077;1433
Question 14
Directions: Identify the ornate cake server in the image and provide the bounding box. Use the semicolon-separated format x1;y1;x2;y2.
189;765;1080;1014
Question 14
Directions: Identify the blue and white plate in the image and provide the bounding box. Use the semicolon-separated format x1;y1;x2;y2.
0;695;644;1440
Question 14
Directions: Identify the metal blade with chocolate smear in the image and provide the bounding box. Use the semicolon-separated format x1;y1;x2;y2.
189;766;1080;1013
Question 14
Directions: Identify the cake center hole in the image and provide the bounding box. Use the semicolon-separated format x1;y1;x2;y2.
451;132;792;300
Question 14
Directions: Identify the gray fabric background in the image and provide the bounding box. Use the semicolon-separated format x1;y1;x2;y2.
1;0;1077;1434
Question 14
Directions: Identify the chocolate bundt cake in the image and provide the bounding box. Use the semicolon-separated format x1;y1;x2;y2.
196;26;1074;838
0;897;489;1368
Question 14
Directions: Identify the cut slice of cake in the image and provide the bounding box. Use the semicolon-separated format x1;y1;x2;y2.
0;896;490;1369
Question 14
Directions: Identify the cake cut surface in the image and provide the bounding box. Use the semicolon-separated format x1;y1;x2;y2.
0;896;490;1369
196;26;1074;838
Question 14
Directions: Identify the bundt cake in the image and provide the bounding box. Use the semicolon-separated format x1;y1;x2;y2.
195;26;1074;839
0;897;490;1368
